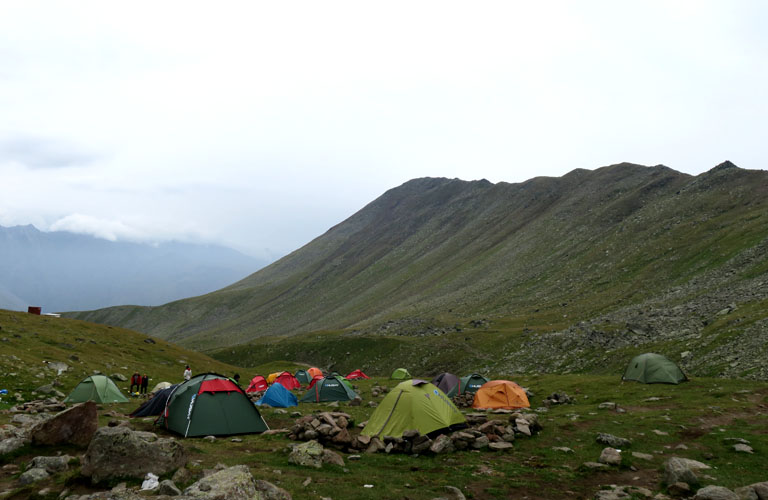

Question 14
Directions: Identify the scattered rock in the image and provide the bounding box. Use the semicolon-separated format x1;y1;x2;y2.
255;479;292;500
733;443;754;454
110;373;128;382
28;455;72;473
288;440;324;469
664;457;701;488
631;452;654;461
19;467;49;484
668;481;692;497
184;464;265;499
158;479;181;496
599;447;622;466
595;485;654;500
322;449;345;467
597;433;631;448
693;485;739;500
81;426;187;483
30;401;98;447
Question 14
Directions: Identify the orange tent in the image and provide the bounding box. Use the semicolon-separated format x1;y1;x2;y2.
266;372;281;384
472;380;530;410
307;367;323;378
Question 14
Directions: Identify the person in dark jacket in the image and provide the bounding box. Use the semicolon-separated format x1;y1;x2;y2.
130;372;141;393
140;374;149;395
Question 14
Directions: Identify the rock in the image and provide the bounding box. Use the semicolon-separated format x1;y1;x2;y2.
488;442;513;451
348;396;362;406
158;479;181;496
663;457;701;488
81;426;187;483
653;429;670;436
596;433;631;448
412;436;433;454
184;464;262;499
750;482;768;500
733;443;754;454
288;440;324;468
0;437;28;455
171;467;194;486
322;449;345;466
255;479;293;500
19;467;50;485
598;402;617;410
46;362;69;374
552;446;574;453
734;486;758;500
582;462;610;470
595;485;654;500
693;485;739;500
35;384;55;394
599;447;622;466
668;481;692;497
28;455;72;473
442;485;466;500
632;452;654;461
430;434;455;454
471;436;489;449
110;373;128;382
30;401;98;447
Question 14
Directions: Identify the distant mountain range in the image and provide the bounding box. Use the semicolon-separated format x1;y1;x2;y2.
0;225;266;312
68;162;768;368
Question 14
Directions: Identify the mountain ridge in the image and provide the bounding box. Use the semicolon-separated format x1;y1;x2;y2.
68;161;768;356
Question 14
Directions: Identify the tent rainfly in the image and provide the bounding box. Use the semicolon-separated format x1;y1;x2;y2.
64;375;129;404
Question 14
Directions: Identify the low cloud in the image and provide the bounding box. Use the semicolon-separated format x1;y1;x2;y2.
49;214;147;242
0;135;101;169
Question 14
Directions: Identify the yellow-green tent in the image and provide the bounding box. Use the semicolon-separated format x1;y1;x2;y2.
361;380;465;438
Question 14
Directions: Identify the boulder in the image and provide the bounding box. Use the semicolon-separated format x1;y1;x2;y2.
157;479;181;496
488;442;513;451
184;464;261;499
19;468;49;484
442;485;467;500
693;485;739;500
668;482;692;497
733;486;758;500
596;433;631;448
255;479;293;500
663;457;700;488
30;401;98;447
81;426;187;483
430;434;455;454
733;443;754;454
750;482;768;500
28;455;73;473
599;447;622;466
0;437;28;455
110;373;128;382
288;440;324;468
595;485;654;500
322;449;345;467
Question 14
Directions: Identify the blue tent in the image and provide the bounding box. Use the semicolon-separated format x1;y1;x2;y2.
255;381;298;408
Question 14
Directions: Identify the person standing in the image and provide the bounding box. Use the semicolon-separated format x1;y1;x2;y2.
140;373;149;395
183;365;192;381
130;372;141;393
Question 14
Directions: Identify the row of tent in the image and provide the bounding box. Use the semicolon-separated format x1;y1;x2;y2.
246;368;370;394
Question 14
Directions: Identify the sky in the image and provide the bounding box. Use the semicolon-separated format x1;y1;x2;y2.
1;1;766;260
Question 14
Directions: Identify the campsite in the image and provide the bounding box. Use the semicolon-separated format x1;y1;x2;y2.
0;309;766;499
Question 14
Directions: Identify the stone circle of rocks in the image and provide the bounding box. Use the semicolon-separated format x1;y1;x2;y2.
288;411;541;455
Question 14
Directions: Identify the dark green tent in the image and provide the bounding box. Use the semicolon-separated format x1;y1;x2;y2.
64;375;129;403
446;373;489;398
300;376;357;403
622;353;688;384
295;369;312;385
157;373;268;437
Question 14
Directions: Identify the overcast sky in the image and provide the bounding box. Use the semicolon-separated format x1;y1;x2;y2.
1;2;766;259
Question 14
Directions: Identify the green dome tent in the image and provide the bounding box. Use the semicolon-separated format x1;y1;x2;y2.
64;375;129;403
157;373;268;437
622;353;688;384
299;375;357;403
362;380;466;438
446;373;489;398
390;368;412;380
295;369;312;385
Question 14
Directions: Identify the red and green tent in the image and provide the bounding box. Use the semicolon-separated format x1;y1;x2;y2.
157;373;268;437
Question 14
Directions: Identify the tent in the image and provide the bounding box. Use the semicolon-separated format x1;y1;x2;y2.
345;369;370;380
307;374;324;389
64;375;129;403
246;376;268;393
151;381;172;394
390;368;412;380
307;367;323;378
130;384;179;417
274;372;301;390
472;380;530;410
256;382;298;408
431;373;459;394
266;372;281;384
622;353;688;384
295;369;312;385
446;373;489;398
300;376;358;403
157;373;268;437
361;380;466;438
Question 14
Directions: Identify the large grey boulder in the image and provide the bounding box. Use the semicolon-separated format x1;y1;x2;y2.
81;426;187;483
183;464;260;499
663;457;701;488
29;455;73;473
30;401;98;447
288;440;324;468
693;485;739;500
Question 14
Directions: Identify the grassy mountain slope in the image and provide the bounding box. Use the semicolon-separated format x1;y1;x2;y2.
68;162;768;358
0;309;242;406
